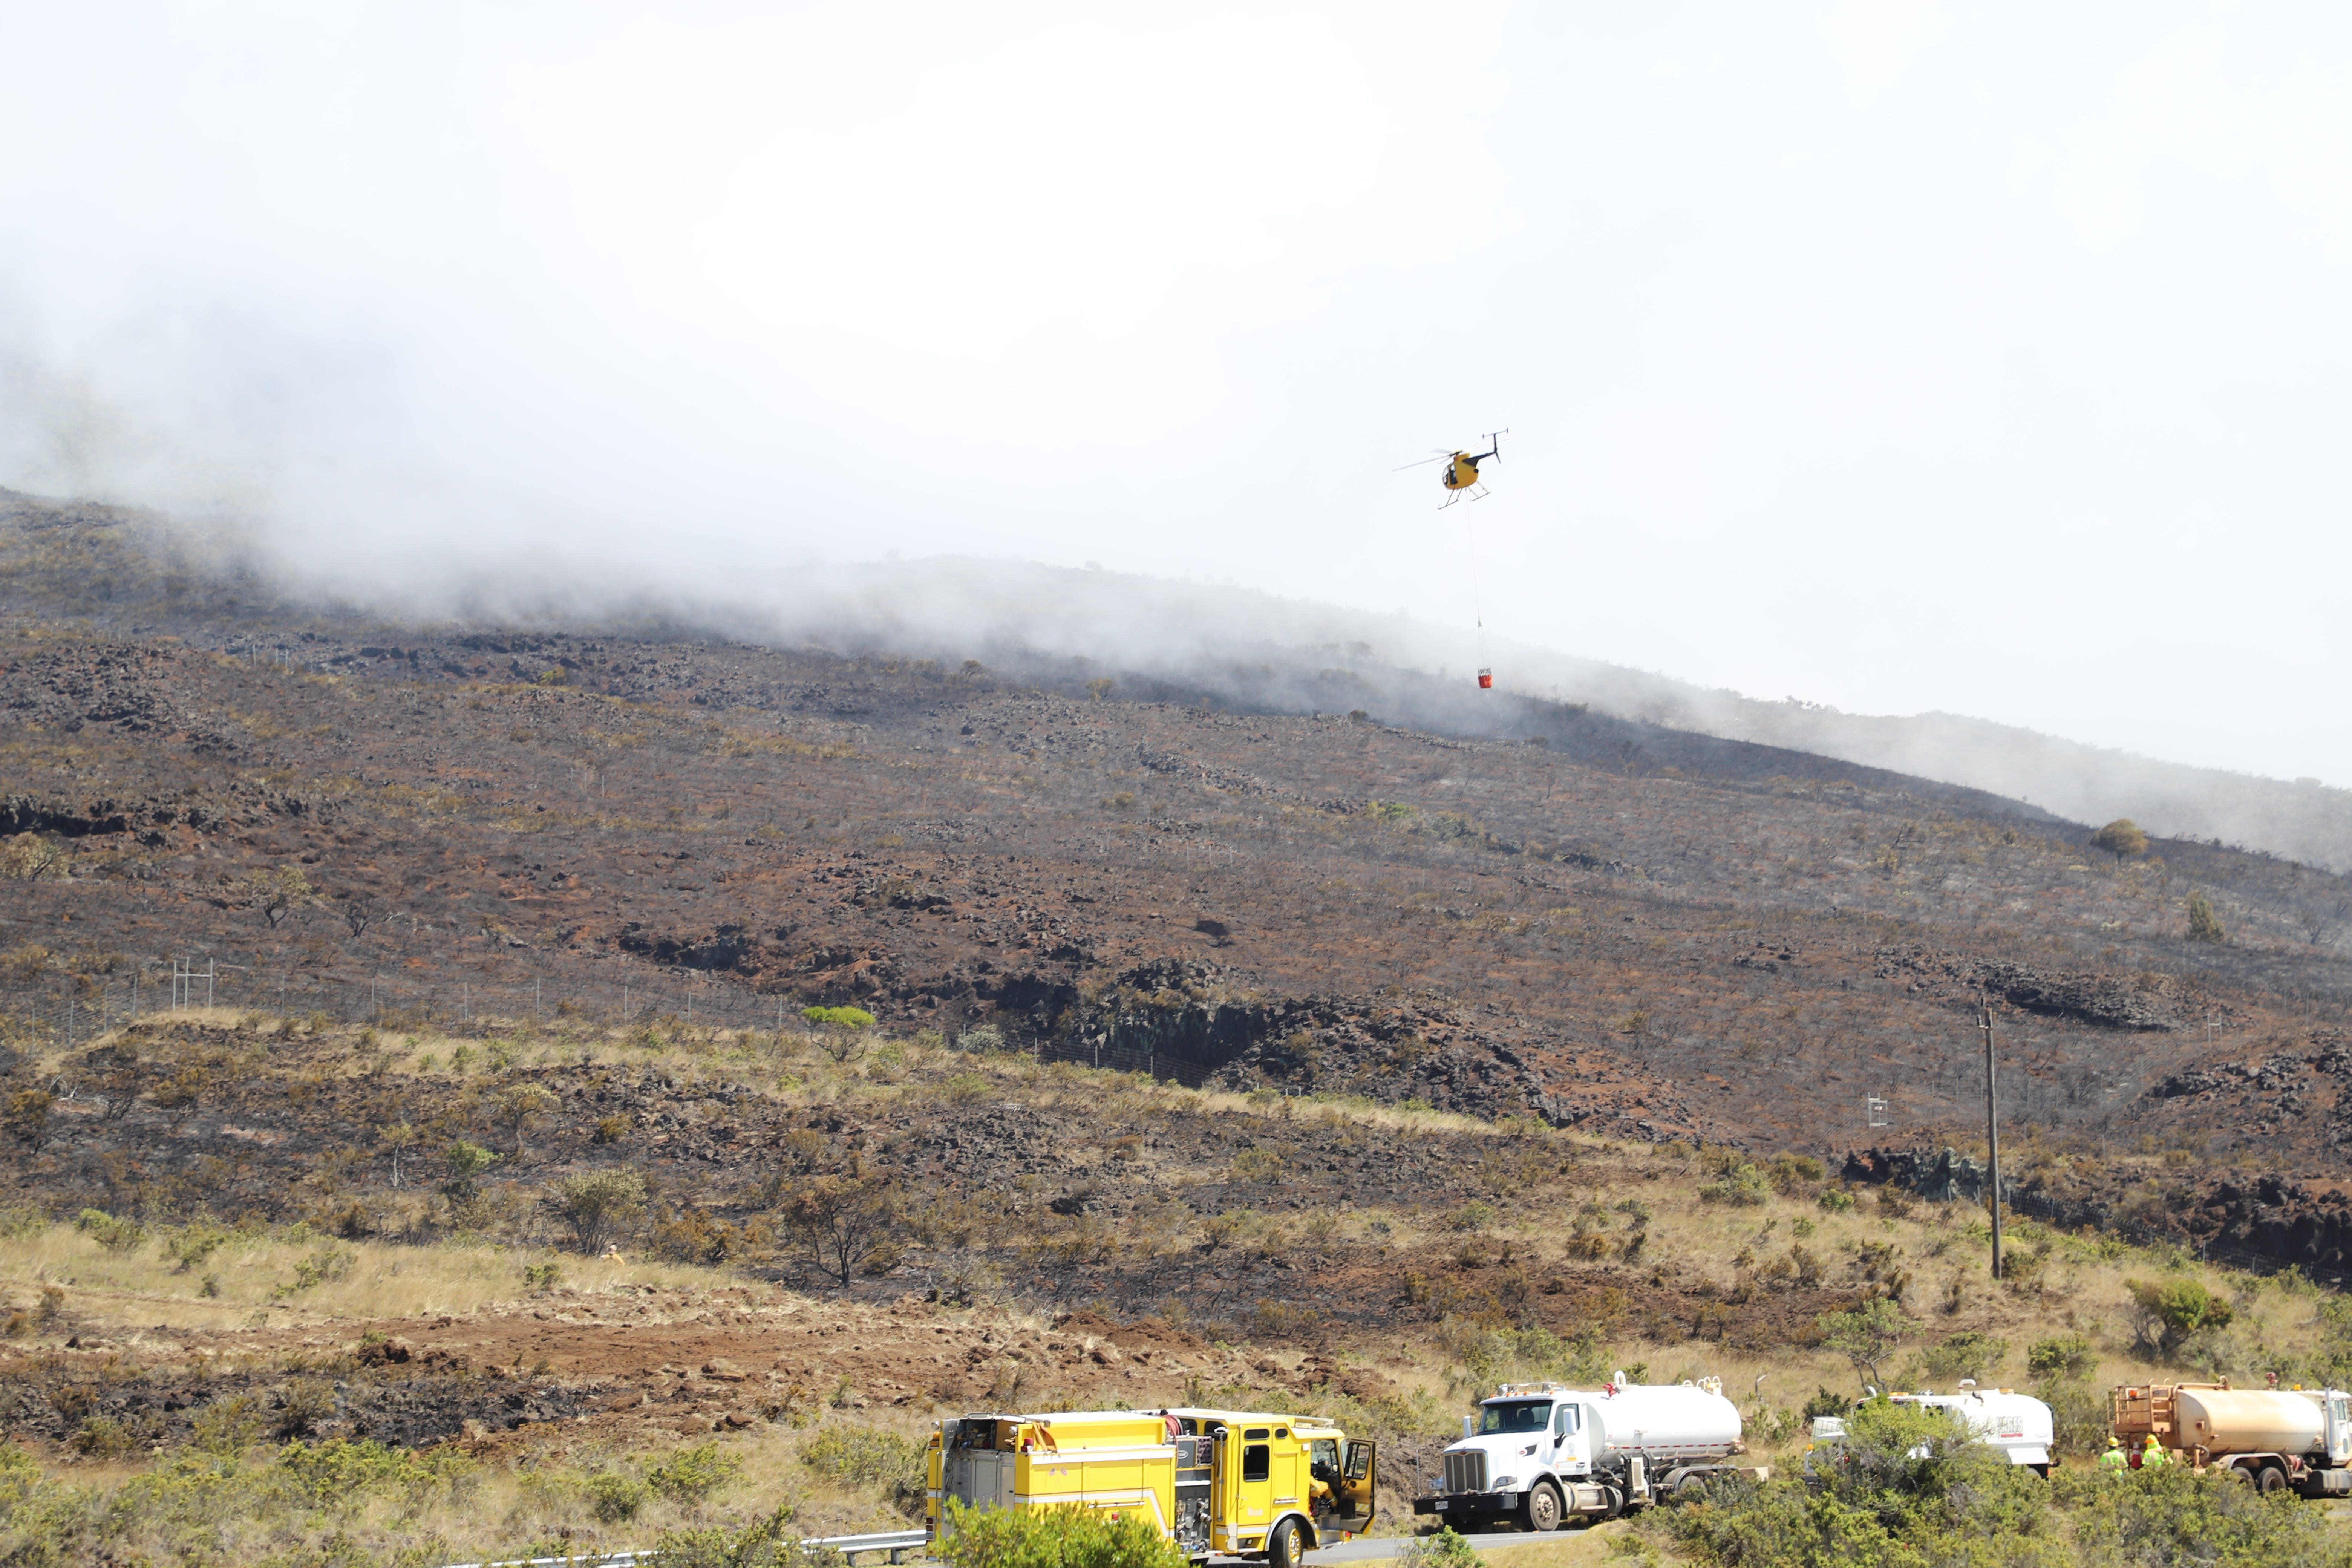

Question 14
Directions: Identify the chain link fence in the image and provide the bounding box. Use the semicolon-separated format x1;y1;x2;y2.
0;957;1220;1089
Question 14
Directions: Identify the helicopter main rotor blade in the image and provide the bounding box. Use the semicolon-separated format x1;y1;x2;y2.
1390;453;1452;471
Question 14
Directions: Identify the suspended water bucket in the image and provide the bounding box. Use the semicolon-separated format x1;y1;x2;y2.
1476;668;1494;690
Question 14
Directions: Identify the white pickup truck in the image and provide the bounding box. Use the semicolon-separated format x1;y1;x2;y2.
1413;1377;1759;1532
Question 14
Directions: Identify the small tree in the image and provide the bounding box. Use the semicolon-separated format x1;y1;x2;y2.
378;1121;421;1188
239;866;315;928
341;893;378;939
552;1168;648;1254
149;1063;212;1132
2186;891;2227;943
776;1173;903;1286
493;1082;559;1159
2295;890;2351;948
1819;1296;1911;1392
804;1006;875;1064
0;835;69;882
2090;819;2149;859
441;1139;500;1205
2125;1278;2233;1357
4;1089;54;1152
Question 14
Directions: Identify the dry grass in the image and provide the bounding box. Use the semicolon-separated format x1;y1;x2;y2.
0;1222;735;1338
1482;1522;1688;1566
4;1404;929;1565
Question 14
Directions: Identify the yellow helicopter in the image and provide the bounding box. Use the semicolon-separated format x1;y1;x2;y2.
1395;430;1505;508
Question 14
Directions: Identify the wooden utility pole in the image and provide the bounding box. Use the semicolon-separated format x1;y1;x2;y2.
1981;990;2003;1281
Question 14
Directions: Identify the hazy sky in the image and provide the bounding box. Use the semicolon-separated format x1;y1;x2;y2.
3;3;2347;783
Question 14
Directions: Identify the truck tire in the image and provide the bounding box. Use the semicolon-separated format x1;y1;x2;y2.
2226;1465;2254;1485
1600;1484;1626;1521
1267;1517;1304;1568
1672;1471;1709;1501
1524;1481;1563;1532
2259;1466;2289;1494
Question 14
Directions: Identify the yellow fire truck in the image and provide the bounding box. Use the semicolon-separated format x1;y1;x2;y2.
926;1406;1377;1567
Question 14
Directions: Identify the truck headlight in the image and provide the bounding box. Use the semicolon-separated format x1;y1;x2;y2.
1491;1475;1518;1490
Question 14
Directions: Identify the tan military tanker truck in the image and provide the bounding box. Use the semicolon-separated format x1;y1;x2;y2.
2112;1381;2352;1496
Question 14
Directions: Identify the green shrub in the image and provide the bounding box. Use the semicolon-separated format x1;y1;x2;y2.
1915;1331;2008;1384
1444;1201;1496;1232
2187;891;2227;943
190;1394;266;1455
1699;1164;1770;1207
1818;1187;1857;1213
801;1426;921;1486
276;1436;475;1508
551;1167;647;1254
648;1441;742;1505
935;1498;1193;1568
587;1470;648;1522
72;1415;139;1458
169;1226;228;1272
940;1072;991;1103
272;1247;355;1300
801;1006;876;1030
74;1208;144;1252
274;1379;337;1438
2026;1334;2098;1382
2053;1462;2335;1566
1398;1527;1484;1567
652;1505;821;1568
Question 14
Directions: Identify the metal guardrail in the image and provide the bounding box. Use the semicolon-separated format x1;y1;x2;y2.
435;1528;929;1568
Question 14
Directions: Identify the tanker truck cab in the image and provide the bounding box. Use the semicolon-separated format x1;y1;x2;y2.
1413;1376;1753;1532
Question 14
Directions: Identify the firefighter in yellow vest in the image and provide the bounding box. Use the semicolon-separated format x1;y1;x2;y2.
2099;1438;2128;1475
2140;1435;2167;1469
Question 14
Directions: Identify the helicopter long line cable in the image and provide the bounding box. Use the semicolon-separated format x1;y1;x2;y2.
1461;502;1488;674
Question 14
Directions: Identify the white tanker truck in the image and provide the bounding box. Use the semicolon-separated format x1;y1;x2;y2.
1805;1384;2055;1478
2113;1381;2352;1496
1412;1376;1759;1532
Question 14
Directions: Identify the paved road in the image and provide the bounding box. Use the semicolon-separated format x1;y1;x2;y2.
1297;1530;1549;1563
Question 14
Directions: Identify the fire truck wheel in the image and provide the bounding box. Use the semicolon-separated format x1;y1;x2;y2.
2226;1466;2254;1486
2259;1466;2289;1494
1266;1517;1304;1568
1524;1481;1563;1532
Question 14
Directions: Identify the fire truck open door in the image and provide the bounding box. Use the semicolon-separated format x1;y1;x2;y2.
1343;1440;1376;1521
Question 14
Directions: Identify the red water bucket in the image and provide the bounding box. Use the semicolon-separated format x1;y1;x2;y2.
1476;669;1494;689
